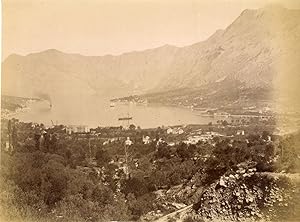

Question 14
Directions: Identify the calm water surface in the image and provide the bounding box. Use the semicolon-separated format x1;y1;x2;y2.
14;95;222;128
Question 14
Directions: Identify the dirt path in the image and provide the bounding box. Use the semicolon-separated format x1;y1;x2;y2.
153;205;193;222
258;172;300;182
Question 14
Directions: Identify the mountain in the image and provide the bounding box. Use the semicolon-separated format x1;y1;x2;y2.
155;5;300;92
2;46;179;98
2;5;300;103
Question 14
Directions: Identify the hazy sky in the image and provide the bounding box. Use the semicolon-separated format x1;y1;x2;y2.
2;0;300;60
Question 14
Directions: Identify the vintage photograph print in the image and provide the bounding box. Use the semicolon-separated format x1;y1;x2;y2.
1;0;300;221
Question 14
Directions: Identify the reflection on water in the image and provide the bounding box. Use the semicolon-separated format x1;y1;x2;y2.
14;95;222;128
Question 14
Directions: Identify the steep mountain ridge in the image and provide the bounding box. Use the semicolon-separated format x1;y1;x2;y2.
156;6;300;91
2;6;299;101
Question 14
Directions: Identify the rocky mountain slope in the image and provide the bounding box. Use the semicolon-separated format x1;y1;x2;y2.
2;6;299;101
156;6;300;92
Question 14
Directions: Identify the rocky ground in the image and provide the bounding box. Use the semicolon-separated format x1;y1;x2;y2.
151;162;300;222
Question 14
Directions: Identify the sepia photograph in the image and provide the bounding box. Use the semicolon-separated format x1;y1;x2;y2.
1;0;300;221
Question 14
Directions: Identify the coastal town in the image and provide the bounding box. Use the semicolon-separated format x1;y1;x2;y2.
1;95;299;221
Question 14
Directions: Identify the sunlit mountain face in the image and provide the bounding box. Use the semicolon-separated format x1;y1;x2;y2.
2;6;299;110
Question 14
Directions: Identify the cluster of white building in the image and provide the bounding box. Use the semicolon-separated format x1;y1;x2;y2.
66;125;89;134
184;131;225;145
166;127;184;135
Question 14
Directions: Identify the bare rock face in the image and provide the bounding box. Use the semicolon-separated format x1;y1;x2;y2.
155;5;300;92
193;162;298;222
2;6;299;101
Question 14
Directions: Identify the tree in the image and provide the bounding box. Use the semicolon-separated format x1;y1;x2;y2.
156;143;171;159
170;171;181;185
41;159;68;206
95;147;110;166
11;124;18;152
221;120;229;126
127;193;156;218
49;133;58;152
148;170;168;189
262;130;270;141
129;124;136;131
176;143;191;159
121;176;149;197
92;184;114;206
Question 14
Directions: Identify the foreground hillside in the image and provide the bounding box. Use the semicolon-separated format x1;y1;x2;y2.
2;6;300;103
1;116;299;222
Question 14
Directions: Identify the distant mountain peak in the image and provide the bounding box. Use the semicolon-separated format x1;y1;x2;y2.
43;49;62;54
161;44;176;48
25;48;64;58
38;49;64;56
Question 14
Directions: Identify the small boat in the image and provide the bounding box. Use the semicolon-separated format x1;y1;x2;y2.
118;117;132;121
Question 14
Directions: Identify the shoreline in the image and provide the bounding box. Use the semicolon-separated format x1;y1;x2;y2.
1;97;40;119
